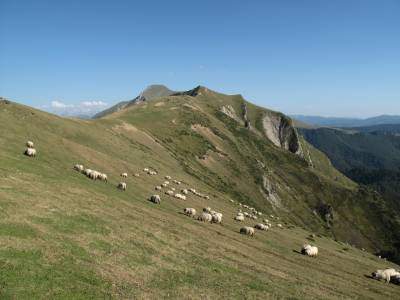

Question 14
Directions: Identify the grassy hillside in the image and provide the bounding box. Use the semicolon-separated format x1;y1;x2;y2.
0;93;399;298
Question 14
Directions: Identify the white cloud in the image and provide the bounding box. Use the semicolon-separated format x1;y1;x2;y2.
81;100;108;107
51;100;72;108
46;100;109;117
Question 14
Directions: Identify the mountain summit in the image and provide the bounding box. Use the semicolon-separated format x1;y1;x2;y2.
93;84;175;118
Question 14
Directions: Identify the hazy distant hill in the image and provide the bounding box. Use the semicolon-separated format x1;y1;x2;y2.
292;114;400;127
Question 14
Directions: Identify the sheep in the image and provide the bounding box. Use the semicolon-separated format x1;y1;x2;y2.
244;212;250;217
143;168;149;172
161;183;168;188
173;180;181;185
211;214;222;224
118;182;127;191
371;268;400;283
254;223;268;231
74;164;84;172
121;173;128;178
164;181;170;185
165;175;171;180
181;189;188;195
150;194;161;204
183;208;196;217
251;215;258;220
155;186;162;191
237;212;244;217
171;187;176;191
165;190;174;196
234;215;245;222
24;148;36;157
203;195;210;200
203;207;211;213
189;188;196;193
390;274;400;285
89;170;100;180
277;223;283;228
148;170;157;175
134;173;140;177
174;193;186;200
263;219;269;224
240;226;255;236
84;169;92;176
26;141;34;148
301;244;318;257
198;212;212;222
257;212;262;216
98;173;108;182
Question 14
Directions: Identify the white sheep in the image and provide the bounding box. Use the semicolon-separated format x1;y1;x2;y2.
155;186;162;191
165;190;174;196
121;172;128;178
98;173;108;182
198;212;212;222
301;244;318;257
84;169;92;176
240;226;255;236
189;188;196;193
181;189;188;195
277;223;283;228
26;141;34;148
164;181;170;185
118;182;127;191
24;148;36;157
254;223;268;231
234;215;245;222
150;194;161;204
174;193;186;200
203;207;211;213
371;268;400;283
165;175;171;180
74;164;84;172
143;168;149;172
161;183;168;188
89;170;100;180
134;173;140;177
183;208;196;217
211;214;222;224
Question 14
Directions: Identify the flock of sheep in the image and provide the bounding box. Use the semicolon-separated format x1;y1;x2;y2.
23;140;400;286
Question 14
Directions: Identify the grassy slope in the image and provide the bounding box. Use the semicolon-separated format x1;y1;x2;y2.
0;98;399;298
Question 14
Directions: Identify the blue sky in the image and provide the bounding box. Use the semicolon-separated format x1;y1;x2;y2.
0;0;399;117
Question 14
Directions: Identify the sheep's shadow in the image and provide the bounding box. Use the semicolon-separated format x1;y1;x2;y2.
292;250;302;255
364;274;374;280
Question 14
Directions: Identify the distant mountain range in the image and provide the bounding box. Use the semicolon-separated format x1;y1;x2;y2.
292;114;400;128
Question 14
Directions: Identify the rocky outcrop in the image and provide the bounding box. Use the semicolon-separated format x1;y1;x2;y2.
262;112;304;157
220;105;243;124
242;103;251;129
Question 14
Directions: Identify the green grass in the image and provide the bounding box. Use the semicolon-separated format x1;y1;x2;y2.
0;94;399;298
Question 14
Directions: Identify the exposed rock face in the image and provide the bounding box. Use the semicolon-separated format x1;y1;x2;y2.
220;105;243;123
261;174;282;208
242;103;251;129
262;113;304;157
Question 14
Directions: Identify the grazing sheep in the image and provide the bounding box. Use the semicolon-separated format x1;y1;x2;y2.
301;244;318;257
84;169;92;176
74;164;84;172
203;195;210;200
24;148;36;157
155;186;162;191
171;187;176;191
150;194;161;204
244;212;249;217
148;171;157;175
174;193;186;200
198;212;212;222
121;173;128;178
258;212;262;216
165;190;174;196
143;168;149;172
277;223;283;228
164;181;170;185
173;180;181;185
203;207;211;213
390;274;400;285
371;268;400;283
89;170;100;180
237;212;244;217
189;188;196;193
181;189;188;195
240;226;255;236
134;173;140;177
183;208;196;217
118;182;127;191
98;173;108;182
165;175;171;180
234;215;245;222
161;183;168;188
211;214;222;224
254;223;268;231
26;141;34;148
263;219;269;224
251;215;258;220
